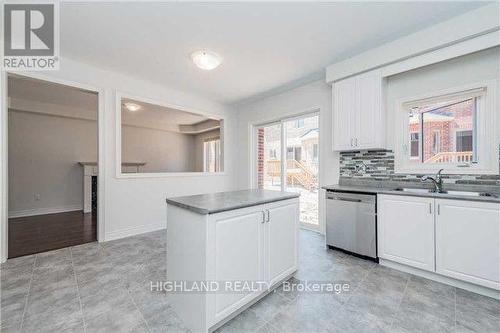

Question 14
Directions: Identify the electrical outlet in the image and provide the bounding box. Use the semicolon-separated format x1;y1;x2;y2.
34;194;41;201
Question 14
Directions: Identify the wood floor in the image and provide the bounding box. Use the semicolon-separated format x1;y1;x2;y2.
8;210;97;258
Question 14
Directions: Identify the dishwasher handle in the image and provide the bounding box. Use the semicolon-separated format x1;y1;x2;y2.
328;197;362;203
326;191;376;204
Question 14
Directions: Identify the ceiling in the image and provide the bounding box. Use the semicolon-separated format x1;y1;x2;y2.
8;75;98;111
8;75;217;132
60;2;489;105
121;98;213;128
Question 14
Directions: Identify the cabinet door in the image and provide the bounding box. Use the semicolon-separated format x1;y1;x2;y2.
378;195;435;271
210;208;266;320
267;200;299;286
355;70;383;149
333;78;356;151
435;199;500;290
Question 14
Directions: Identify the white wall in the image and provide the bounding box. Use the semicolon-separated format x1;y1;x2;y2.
8;110;97;217
4;56;237;242
235;79;338;234
386;47;500;149
121;125;196;173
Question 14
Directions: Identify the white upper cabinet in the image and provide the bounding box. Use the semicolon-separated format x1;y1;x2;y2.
332;69;385;151
333;77;356;150
435;199;500;290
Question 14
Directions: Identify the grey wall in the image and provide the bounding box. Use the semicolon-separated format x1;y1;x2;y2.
8;110;98;216
121;125;197;173
9;109;206;216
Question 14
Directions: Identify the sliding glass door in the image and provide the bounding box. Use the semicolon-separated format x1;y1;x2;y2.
284;115;319;228
256;113;319;230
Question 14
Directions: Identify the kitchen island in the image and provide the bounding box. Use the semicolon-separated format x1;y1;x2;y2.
166;189;300;332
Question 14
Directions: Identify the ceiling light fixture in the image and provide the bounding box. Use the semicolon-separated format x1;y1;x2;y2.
191;50;222;71
124;102;141;112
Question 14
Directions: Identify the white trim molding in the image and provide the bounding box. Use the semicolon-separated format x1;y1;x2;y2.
394;80;498;175
104;222;166;242
0;72;7;263
381;259;500;300
9;205;83;219
115;90;226;179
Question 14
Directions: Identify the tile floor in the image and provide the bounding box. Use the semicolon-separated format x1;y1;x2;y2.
1;229;499;333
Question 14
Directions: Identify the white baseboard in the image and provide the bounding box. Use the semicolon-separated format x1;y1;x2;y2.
9;204;83;218
104;222;166;242
380;259;500;300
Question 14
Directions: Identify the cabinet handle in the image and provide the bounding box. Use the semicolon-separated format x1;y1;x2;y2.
261;211;266;223
266;209;270;222
350;138;354;147
355;138;358;147
437;204;440;215
429;203;432;214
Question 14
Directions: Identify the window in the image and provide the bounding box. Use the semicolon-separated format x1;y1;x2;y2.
431;130;441;155
294;147;302;161
269;149;277;159
397;82;497;174
410;132;419;158
313;144;318;160
408;96;477;164
295;119;304;128
203;138;221;172
456;130;473;152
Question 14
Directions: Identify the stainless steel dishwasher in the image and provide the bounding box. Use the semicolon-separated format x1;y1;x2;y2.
326;191;377;260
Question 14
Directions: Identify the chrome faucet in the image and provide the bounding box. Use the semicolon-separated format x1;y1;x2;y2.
421;169;444;193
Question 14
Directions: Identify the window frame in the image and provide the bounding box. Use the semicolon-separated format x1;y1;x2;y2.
394;80;498;175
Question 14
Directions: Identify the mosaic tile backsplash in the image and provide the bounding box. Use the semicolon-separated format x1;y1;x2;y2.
339;149;500;186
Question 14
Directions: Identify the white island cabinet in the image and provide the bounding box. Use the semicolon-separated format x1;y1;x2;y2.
166;190;299;333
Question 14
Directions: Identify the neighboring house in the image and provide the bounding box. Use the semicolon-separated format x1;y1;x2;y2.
259;117;319;190
409;99;474;163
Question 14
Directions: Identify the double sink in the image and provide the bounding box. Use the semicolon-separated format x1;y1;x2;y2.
394;188;497;198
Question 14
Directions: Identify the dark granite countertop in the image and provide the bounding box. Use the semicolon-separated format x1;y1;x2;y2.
322;184;500;204
166;189;300;214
